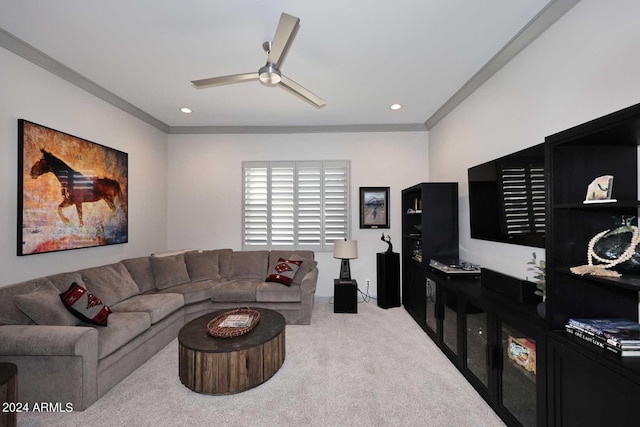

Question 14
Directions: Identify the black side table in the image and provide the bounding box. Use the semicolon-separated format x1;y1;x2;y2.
0;362;17;427
334;279;357;313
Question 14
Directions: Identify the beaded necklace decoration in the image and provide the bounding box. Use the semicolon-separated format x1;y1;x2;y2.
570;225;640;277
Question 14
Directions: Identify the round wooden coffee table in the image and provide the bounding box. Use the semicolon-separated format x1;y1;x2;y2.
178;308;285;395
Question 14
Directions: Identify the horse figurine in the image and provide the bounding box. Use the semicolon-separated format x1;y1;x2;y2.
30;148;122;227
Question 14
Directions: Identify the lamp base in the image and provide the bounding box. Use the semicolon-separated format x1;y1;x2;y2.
339;259;352;283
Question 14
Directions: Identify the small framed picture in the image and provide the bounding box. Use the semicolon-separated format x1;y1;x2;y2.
359;187;389;229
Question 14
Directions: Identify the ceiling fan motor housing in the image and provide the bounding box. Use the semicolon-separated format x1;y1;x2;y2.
258;63;281;85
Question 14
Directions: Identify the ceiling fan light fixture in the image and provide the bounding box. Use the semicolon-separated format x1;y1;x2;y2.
258;63;282;85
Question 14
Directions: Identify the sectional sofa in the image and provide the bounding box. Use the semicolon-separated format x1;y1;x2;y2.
0;249;317;410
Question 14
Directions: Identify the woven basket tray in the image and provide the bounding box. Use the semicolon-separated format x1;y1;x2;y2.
207;308;261;338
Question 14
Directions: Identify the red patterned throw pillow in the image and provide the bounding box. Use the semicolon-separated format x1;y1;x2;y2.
265;258;303;286
59;282;112;326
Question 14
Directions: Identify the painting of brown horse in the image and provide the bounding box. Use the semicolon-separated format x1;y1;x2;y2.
18;120;128;255
30;148;122;227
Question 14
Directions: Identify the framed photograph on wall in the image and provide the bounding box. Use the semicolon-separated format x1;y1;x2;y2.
359;187;389;229
18;119;128;255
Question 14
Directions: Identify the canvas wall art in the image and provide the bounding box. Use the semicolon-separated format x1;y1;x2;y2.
18;120;128;255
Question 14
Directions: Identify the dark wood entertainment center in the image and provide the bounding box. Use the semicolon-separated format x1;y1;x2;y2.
402;102;640;427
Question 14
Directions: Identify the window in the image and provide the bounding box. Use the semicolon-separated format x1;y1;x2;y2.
499;161;545;236
242;161;350;251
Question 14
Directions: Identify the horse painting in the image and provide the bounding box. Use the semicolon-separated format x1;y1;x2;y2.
30;148;122;227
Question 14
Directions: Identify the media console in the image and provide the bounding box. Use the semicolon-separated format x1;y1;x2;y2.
421;269;546;427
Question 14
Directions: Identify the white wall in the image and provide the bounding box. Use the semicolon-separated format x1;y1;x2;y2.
167;131;429;297
0;47;169;286
428;0;640;280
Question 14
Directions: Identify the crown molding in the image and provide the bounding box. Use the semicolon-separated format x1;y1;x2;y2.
425;0;581;130
168;123;427;135
0;27;170;133
1;1;581;136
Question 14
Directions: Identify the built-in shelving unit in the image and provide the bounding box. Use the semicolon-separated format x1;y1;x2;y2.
546;102;640;427
401;183;458;325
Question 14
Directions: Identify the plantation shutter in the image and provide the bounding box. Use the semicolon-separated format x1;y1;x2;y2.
499;162;545;236
242;160;349;251
271;163;295;247
324;161;349;244
297;162;322;247
243;163;269;246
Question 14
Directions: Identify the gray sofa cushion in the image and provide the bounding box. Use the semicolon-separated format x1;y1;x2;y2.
121;257;156;293
149;253;191;290
96;311;151;359
210;279;259;302
80;263;141;307
184;249;231;281
256;282;301;302
227;251;269;280
156;279;220;305
110;294;184;324
47;271;87;292
13;280;80;326
0;278;47;325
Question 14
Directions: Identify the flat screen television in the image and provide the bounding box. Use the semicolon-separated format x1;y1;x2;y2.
467;143;545;248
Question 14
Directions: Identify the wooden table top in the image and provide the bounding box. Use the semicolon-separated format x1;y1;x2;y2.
178;308;285;353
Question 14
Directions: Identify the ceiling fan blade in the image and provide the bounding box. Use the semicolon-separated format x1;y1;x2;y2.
279;75;326;108
191;72;259;88
268;13;300;68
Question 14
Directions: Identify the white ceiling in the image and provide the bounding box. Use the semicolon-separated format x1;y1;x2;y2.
0;0;571;132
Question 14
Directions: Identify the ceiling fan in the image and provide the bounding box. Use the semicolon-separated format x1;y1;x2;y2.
191;12;326;108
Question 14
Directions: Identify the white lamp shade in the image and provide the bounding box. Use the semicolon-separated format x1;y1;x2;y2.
333;239;358;259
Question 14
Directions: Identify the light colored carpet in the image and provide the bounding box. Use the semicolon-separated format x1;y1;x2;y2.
19;298;505;427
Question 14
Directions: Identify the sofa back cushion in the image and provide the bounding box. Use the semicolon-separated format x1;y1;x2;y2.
149;253;191;290
47;271;87;292
268;250;317;284
184;249;232;281
80;263;140;306
121;257;156;293
226;251;269;280
13;280;80;326
0;278;48;325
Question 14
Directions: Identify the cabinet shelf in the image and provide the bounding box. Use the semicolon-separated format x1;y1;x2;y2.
553;201;640;210
556;267;640;292
402;234;421;240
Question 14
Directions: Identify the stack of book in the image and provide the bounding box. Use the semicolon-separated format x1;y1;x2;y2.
219;314;254;328
565;318;640;357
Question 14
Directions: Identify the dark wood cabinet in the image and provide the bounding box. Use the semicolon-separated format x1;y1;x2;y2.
401;183;458;326
425;270;546;427
545;102;640;426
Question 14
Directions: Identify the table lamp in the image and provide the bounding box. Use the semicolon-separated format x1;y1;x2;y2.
334;239;358;283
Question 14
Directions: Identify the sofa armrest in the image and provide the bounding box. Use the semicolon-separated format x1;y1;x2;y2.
0;324;98;357
300;267;318;295
0;325;99;410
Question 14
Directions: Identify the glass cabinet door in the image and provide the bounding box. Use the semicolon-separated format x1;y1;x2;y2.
500;321;537;427
465;302;488;388
442;289;458;356
425;278;438;335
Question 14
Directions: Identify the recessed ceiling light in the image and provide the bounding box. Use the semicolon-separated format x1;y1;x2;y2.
180;107;192;114
390;103;402;110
